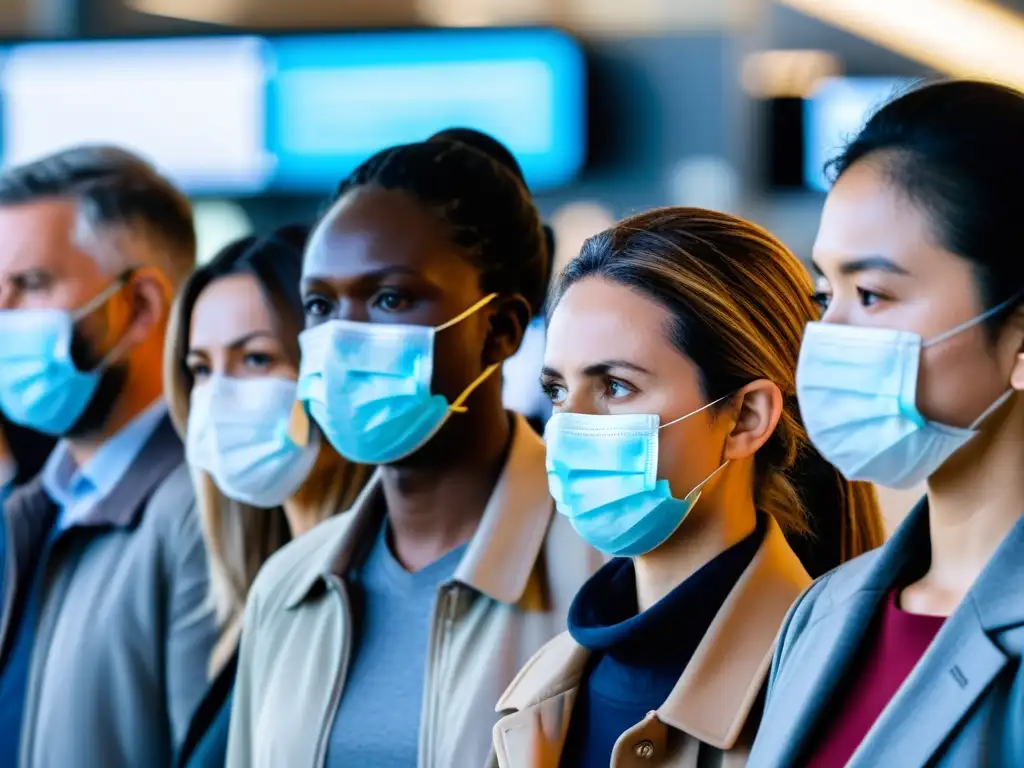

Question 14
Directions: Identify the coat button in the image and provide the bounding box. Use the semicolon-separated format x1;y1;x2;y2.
634;739;655;759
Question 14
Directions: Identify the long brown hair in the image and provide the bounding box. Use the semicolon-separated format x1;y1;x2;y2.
164;226;370;671
555;207;884;574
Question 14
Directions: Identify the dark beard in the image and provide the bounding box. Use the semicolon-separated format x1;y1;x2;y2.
65;363;129;438
65;328;130;439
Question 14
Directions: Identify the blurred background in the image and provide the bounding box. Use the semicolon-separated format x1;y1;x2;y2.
4;0;1021;527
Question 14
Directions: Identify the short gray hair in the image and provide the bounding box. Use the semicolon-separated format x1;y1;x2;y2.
0;145;197;286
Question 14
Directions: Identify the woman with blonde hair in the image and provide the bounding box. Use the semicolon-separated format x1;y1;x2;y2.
492;207;883;767
164;225;369;768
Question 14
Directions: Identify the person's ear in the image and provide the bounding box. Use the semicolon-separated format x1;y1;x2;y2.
1012;352;1024;391
1008;306;1024;391
118;268;171;349
483;293;531;366
722;379;784;461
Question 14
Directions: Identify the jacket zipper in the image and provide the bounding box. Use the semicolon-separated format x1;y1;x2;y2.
313;575;353;768
420;584;459;768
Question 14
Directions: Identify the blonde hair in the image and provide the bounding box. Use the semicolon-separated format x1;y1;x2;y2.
556;207;885;571
163;230;369;671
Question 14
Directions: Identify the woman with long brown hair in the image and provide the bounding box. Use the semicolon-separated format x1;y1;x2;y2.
164;225;369;768
493;207;883;767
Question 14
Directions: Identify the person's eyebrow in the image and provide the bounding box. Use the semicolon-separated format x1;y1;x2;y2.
582;360;652;376
187;330;276;356
301;266;421;288
837;255;911;276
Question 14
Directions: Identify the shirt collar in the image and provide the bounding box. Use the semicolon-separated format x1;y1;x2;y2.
285;412;555;608
41;400;168;524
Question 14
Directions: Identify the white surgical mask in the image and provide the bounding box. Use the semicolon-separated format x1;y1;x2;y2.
186;375;319;508
796;297;1018;489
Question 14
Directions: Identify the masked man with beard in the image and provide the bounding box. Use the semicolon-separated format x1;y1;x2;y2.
0;146;217;768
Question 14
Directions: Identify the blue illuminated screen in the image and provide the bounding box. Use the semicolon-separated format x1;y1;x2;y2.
804;77;909;192
0;29;586;194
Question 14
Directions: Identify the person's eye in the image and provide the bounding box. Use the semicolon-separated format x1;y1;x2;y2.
372;288;415;313
541;380;567;406
243;352;273;370
303;296;332;318
810;291;831;313
186;362;211;380
606;378;635;400
14;270;53;293
857;287;886;308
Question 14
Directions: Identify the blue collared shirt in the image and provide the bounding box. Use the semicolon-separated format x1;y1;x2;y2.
41;400;168;528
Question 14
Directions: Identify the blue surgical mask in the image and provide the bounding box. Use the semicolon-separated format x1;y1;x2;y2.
297;294;500;465
545;398;730;558
0;275;130;436
797;296;1019;489
186;375;319;508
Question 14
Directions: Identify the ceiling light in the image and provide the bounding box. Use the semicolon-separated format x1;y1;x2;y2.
776;0;1024;89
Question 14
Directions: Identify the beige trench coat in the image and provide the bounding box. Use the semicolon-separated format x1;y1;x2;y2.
492;516;811;768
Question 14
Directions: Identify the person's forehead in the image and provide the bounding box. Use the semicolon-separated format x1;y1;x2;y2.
304;187;460;279
814;162;934;265
189;273;275;347
546;278;673;368
0;200;84;269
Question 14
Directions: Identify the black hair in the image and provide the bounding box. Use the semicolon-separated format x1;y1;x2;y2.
0;411;56;487
174;224;311;385
333;129;551;318
829;80;1024;327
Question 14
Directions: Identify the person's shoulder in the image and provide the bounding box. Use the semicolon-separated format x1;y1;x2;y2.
495;631;584;714
783;545;886;635
142;462;196;531
247;512;357;613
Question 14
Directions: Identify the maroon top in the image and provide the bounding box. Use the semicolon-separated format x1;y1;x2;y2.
804;589;946;768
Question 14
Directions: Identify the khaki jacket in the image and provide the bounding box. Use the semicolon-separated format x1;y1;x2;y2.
226;414;604;768
492;516;810;768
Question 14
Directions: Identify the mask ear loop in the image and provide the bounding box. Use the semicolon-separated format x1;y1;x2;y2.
434;293;500;332
924;292;1023;348
922;292;1021;429
434;292;502;415
684;458;731;502
659;392;734;430
70;269;138;373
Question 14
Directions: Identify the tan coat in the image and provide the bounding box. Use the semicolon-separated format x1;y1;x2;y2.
491;516;810;768
226;414;604;768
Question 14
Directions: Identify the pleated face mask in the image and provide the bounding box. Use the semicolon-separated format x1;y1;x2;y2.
545;396;730;558
796;295;1018;489
186;375;319;508
296;294;499;465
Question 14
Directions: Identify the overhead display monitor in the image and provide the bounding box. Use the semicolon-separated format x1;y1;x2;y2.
0;28;586;195
804;77;909;192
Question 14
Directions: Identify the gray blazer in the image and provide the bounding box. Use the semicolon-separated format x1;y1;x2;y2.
748;501;1024;767
0;416;218;768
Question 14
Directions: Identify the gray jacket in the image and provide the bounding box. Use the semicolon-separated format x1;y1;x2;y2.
0;416;218;768
748;501;1024;767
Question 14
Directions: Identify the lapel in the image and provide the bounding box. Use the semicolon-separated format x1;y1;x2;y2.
757;502;926;767
68;415;185;530
849;508;1024;768
658;515;810;749
0;482;59;657
493;633;590;768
